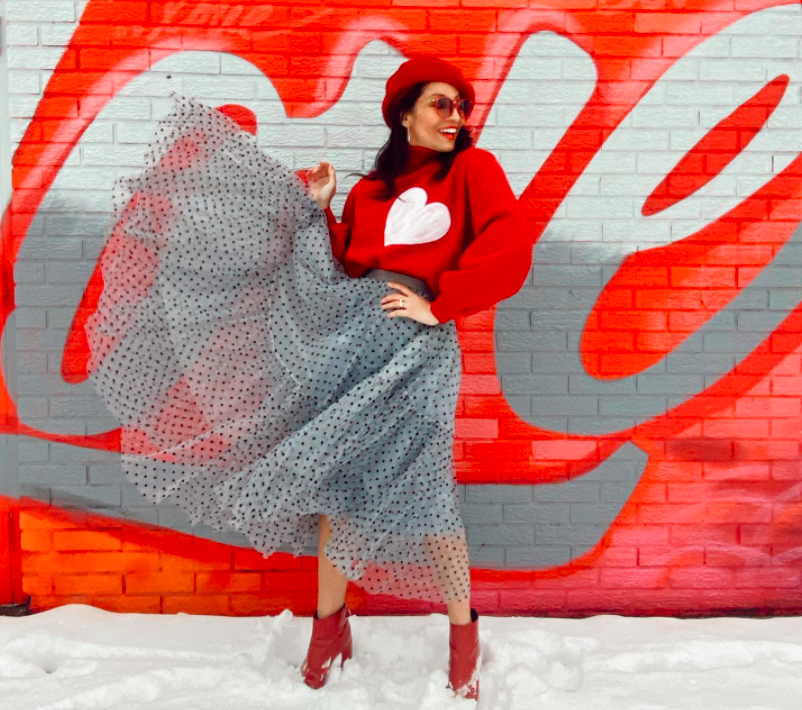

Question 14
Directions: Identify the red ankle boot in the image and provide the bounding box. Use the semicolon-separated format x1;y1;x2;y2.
447;608;481;701
301;604;353;689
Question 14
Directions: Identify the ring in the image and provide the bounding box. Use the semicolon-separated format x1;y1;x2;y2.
398;299;404;308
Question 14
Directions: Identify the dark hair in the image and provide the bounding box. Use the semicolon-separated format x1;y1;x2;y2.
343;82;475;201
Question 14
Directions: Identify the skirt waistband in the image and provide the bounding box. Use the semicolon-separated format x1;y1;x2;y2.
362;269;434;300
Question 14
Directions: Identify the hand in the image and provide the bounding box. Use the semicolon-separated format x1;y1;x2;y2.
381;282;440;326
307;160;336;210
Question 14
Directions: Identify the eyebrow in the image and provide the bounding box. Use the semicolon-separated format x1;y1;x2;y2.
429;91;461;101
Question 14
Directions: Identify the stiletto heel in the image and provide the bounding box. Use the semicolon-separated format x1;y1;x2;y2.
301;603;353;689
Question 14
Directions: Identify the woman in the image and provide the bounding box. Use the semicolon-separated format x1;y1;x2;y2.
85;55;531;701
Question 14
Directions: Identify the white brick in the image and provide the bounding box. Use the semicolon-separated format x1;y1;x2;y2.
496;105;565;127
119;73;184;97
602;220;671;243
50;168;118;190
767;106;802;128
731;36;797;58
566;197;634;220
605;129;669;151
560;58;597;80
632;106;700;128
40;23;77;46
220;55;263;76
8;71;41;94
725;8;802;35
115;120;160;143
687;37;729;58
495;150;553;173
599;175;649;197
699;59;766;82
160;52;221;75
6;0;75;22
503;58;562;81
81;144;148;167
100;98;151;120
327;126;385;149
473;127;531;150
8;95;39;119
583;152;637;174
356;56;405;79
6;24;38;46
665;82;734;106
183;75;256;99
6;46;69;70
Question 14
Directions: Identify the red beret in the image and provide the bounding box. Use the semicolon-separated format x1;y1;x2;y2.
381;55;475;128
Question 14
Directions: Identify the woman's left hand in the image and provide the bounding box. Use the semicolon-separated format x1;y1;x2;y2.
381;282;440;326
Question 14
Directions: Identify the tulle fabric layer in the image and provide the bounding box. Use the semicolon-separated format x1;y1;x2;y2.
84;95;470;603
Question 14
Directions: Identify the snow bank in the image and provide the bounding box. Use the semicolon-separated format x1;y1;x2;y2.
1;604;801;709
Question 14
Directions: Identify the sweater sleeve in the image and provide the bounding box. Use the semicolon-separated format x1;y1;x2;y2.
428;149;532;324
323;187;356;265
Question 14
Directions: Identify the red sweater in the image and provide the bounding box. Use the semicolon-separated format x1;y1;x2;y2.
324;143;532;324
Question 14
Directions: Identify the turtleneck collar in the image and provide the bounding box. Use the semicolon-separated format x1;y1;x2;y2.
401;142;441;173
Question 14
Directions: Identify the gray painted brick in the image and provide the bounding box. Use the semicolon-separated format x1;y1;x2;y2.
14;262;45;283
494;310;530;330
533;481;600;503
503;503;570;523
467;524;534;546
45;261;96;284
16;398;48;418
531;396;598;416
569;503;627;523
121;486;149;506
502;375;568;394
703;332;764;353
15;285;84;307
512;288;568;311
667;352;736;373
19;464;87;486
601;481;644;502
16;352;47;373
536;523;607;545
531;310;588;331
599;396;667;417
18;440;49;462
89;465;125;485
634;374;703;395
568;417;635;433
506;545;572;568
495;353;532;374
531;353;585;373
53;485;122;509
468;545;506;566
466;484;532;504
14;309;47;330
49;397;112;419
505;395;532;414
459;503;503;524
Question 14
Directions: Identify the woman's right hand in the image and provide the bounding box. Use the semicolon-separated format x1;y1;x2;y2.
307;160;336;210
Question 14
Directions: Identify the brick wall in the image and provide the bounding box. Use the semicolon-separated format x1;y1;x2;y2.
1;0;802;616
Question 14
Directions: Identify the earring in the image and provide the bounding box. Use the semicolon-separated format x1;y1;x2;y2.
406;126;411;144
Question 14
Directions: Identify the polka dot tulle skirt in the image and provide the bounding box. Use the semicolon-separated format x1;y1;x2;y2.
84;95;470;604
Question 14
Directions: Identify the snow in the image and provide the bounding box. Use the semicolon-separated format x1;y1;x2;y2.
1;604;800;709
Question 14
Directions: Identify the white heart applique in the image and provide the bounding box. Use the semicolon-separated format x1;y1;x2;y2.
384;187;451;247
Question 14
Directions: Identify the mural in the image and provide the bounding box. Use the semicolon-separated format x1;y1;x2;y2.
2;0;802;615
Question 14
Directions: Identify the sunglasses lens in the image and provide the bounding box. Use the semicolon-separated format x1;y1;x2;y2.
435;97;452;118
459;99;473;119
